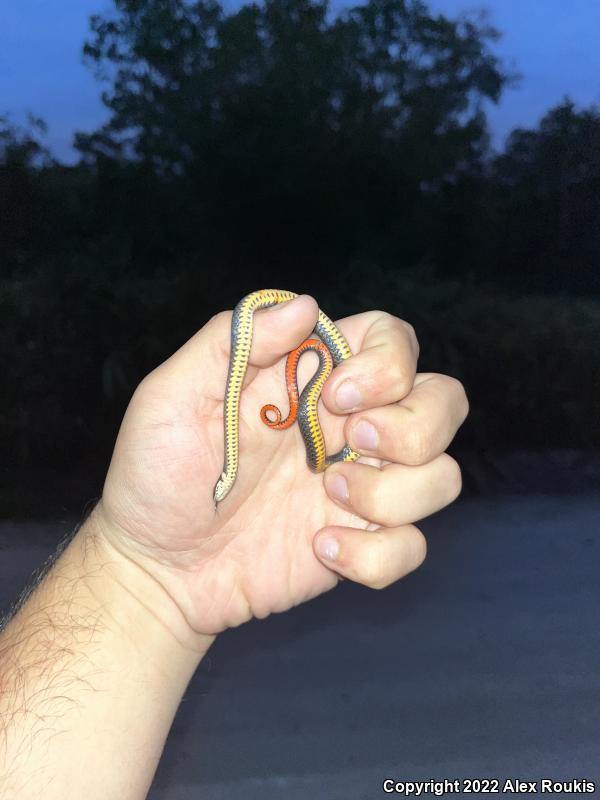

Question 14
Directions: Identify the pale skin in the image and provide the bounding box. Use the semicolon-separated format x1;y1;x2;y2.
0;295;468;799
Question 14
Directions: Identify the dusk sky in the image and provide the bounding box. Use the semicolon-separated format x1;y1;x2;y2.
2;0;600;163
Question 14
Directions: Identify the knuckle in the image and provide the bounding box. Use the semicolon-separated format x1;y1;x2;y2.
210;309;231;327
132;371;157;404
457;383;470;420
383;311;414;338
402;416;434;464
132;365;172;410
358;477;380;515
443;455;463;501
372;309;391;321
440;374;470;419
360;535;389;589
370;486;392;526
412;528;428;567
434;374;469;420
387;358;413;398
376;311;417;345
205;310;232;344
400;319;420;355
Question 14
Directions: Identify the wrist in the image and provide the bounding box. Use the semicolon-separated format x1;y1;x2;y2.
0;506;214;799
81;503;215;665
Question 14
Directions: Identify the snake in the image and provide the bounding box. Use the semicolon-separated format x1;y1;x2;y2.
213;289;360;504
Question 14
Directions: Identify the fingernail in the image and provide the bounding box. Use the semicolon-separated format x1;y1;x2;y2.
353;419;378;450
316;535;340;561
336;380;362;410
327;473;349;503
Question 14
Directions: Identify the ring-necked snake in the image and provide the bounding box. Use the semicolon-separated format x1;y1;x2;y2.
213;289;360;504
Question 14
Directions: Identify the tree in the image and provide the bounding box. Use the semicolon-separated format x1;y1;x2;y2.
0;116;96;274
76;0;509;275
0;116;52;270
492;100;600;293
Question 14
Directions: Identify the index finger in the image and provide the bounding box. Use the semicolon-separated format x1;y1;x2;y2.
321;311;419;414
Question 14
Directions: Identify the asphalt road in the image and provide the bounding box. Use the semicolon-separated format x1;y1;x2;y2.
1;494;599;799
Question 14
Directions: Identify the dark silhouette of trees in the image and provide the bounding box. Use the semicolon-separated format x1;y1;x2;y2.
1;116;52;271
1;117;94;275
415;99;600;295
491;100;600;293
75;0;507;278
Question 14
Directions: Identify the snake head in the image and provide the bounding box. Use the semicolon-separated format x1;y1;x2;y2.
213;474;232;505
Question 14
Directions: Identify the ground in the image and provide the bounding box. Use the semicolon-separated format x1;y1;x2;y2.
1;494;599;799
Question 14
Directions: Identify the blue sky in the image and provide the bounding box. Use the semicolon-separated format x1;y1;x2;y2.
2;0;600;163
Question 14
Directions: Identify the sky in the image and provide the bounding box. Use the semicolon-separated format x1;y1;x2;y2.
2;0;600;163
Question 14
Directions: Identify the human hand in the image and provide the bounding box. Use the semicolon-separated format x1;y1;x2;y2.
95;294;468;636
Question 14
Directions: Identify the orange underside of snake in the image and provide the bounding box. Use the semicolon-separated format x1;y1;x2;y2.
259;338;332;429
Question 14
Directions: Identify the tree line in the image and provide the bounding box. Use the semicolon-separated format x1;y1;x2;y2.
4;0;600;293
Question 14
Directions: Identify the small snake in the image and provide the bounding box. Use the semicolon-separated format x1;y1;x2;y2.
214;289;360;504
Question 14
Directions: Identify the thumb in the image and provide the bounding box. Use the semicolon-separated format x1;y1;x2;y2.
150;293;320;396
243;293;320;369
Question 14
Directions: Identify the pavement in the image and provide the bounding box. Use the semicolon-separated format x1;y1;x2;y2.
1;494;599;798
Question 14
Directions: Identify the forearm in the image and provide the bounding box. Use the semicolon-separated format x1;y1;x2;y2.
0;506;213;800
